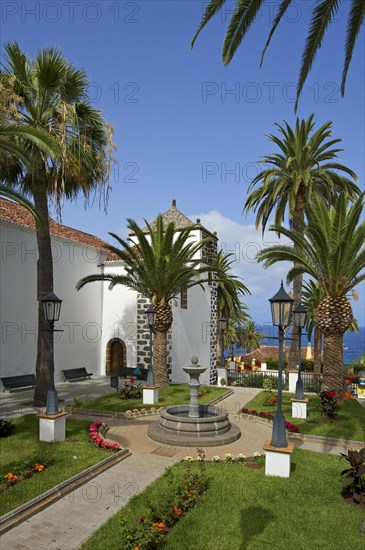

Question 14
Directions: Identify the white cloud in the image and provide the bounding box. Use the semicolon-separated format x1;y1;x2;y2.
190;210;293;323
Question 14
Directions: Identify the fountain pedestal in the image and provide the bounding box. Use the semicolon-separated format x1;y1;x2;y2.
147;356;241;447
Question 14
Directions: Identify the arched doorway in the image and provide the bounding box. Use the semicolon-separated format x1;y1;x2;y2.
105;338;126;376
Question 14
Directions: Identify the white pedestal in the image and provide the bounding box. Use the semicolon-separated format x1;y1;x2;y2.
291;398;308;419
263;440;294;478
261;362;267;372
288;371;298;393
39;412;68;442
143;386;160;405
216;368;227;385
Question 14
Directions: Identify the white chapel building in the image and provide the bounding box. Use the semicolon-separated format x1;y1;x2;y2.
0;199;218;386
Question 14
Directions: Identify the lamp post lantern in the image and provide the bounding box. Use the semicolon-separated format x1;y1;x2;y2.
219;317;228;368
41;291;62;414
293;303;306;400
146;304;156;386
269;281;293;447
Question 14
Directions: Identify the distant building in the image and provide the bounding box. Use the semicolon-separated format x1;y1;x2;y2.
237;343;313;364
0;199;218;385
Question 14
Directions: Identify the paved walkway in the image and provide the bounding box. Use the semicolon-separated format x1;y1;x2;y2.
1;381;364;549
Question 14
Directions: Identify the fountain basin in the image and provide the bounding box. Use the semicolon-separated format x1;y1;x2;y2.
147;404;241;447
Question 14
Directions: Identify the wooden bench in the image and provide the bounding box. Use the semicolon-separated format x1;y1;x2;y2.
1;374;36;392
61;368;93;382
119;367;148;381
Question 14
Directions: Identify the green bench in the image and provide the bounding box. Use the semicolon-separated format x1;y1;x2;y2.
61;368;93;382
1;374;36;392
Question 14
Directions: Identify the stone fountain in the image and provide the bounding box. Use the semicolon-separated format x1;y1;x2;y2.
147;356;241;447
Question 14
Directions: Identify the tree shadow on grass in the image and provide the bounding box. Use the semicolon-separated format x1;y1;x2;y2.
240;506;275;550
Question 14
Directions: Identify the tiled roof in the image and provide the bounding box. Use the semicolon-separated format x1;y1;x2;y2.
0;198;116;259
140;200;217;239
238;344;312;362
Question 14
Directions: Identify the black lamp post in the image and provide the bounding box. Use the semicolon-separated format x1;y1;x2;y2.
146;304;156;386
269;281;293;447
42;291;62;414
219;317;228;368
293;303;306;400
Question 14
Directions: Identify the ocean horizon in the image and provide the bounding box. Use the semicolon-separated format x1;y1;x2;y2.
234;325;365;365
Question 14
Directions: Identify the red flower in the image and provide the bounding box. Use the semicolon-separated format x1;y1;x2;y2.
130;378;135;384
327;391;336;398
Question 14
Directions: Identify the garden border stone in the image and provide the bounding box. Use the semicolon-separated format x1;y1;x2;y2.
0;448;130;535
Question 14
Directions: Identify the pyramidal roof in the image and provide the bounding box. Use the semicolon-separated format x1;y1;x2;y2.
141;199;217;238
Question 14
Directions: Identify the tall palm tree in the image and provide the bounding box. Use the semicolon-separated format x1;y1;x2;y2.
303;279;360;374
244;115;360;370
257;193;365;396
216;250;250;361
191;0;365;109
1;42;115;404
0;184;43;227
76;217;217;386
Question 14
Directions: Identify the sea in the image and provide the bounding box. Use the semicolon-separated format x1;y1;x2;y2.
235;325;365;365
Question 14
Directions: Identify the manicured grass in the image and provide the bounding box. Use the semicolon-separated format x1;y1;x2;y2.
72;384;229;412
245;391;365;442
0;415;114;514
81;449;365;550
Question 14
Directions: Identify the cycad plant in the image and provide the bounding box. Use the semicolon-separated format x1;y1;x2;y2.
257;193;365;395
77;217;217;386
0;42;115;404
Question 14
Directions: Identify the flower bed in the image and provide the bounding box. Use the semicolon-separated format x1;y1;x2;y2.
241;407;299;432
124;406;164;418
89;420;121;451
1;463;47;493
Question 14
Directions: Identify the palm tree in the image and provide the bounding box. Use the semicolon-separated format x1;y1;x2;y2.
1;42;115;404
191;0;365;109
301;280;324;374
244;115;360;370
257;193;365;396
303;278;360;375
76;217;217;386
240;320;262;354
224;307;251;360
0;184;43;227
216;250;250;362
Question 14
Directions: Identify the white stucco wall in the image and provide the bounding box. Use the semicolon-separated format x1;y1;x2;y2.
100;262;138;372
0;221;106;383
170;283;212;384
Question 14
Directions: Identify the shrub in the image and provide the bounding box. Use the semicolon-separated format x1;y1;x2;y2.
120;379;143;400
340;448;365;504
263;376;279;391
351;353;365;374
242;374;264;388
0;419;15;438
319;390;340;419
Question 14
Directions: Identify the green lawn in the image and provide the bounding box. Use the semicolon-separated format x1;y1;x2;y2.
245;391;365;442
81;449;365;550
0;415;115;514
71;384;229;412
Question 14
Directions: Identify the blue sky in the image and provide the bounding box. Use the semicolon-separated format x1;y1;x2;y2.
2;1;364;327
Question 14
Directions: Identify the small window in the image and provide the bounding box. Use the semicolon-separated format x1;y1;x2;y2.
180;288;188;309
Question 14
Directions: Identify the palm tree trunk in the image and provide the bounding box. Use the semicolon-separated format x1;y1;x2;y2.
313;327;322;374
33;169;54;405
322;332;344;397
153;329;169;386
288;189;305;370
